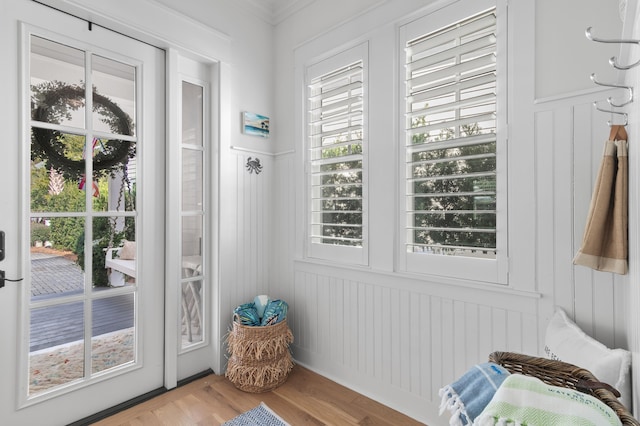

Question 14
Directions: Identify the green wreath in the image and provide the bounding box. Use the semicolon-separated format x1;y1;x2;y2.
31;81;135;182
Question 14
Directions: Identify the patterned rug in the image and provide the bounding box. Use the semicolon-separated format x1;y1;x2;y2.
223;403;290;426
29;327;134;394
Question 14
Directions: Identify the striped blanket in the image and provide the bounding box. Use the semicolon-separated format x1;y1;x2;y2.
439;363;510;425
475;374;622;426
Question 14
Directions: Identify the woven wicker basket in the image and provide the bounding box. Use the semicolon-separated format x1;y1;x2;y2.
225;317;294;393
489;351;639;426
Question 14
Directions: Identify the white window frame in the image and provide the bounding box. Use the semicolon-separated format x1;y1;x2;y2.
304;42;369;265
398;0;508;284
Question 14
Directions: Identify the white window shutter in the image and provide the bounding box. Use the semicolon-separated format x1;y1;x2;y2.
305;43;368;265
405;8;498;259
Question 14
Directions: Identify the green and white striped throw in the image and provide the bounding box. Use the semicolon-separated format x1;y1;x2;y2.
475;374;622;426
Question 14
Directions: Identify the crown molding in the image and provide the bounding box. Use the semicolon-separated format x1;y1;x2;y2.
239;0;315;25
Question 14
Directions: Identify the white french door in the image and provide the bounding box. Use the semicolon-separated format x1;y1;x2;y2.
0;2;165;424
171;55;216;382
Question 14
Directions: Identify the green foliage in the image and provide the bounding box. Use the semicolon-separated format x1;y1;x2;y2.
318;142;363;245
30;222;50;245
410;116;497;252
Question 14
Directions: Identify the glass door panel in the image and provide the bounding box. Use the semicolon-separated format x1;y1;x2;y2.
29;301;85;395
28;33;140;397
91;55;136;136
30;36;85;129
180;80;205;350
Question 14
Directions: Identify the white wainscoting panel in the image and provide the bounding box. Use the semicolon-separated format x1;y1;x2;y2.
534;95;630;351
289;263;539;424
219;150;274;329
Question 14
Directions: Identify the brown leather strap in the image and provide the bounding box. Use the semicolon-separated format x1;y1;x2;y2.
609;124;628;141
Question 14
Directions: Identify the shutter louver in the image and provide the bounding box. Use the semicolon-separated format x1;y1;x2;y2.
308;62;364;247
405;9;497;258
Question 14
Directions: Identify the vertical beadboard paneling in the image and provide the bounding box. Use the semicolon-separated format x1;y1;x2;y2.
531;98;627;354
492;308;507;350
506;310;522;352
552;105;574;304
363;282;375;377
389;287;401;388
572;102;596;323
287;265;539;423
429;295;443;399
231;151;272;306
409;290;421;394
380;286;392;385
419;293;432;400
452;300;466;377
317;274;330;360
522;313;539;355
535;110;558;302
477;305;493;362
400;289;412;391
464;303;479;367
271;155;296;304
307;272;319;353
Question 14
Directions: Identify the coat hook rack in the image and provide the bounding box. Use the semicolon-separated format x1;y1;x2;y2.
585;26;640;45
586;26;640;70
590;73;634;106
587;25;635;127
593;101;628;126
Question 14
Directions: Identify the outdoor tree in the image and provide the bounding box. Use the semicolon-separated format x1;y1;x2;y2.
411;116;496;254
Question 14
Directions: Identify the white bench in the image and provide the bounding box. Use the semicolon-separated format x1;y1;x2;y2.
105;248;136;287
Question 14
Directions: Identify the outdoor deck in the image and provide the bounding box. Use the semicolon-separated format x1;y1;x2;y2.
30;252;134;352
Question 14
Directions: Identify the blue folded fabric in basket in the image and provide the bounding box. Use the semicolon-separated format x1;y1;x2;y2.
261;299;288;326
233;303;261;326
439;362;510;426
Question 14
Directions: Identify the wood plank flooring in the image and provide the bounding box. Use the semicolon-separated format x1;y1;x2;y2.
93;365;424;425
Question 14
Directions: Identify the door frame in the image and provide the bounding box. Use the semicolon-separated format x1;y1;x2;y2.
165;50;221;386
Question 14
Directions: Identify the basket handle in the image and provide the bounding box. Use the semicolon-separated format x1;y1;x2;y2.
576;379;621;397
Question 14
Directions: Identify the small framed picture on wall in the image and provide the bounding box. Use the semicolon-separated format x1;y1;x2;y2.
242;111;269;137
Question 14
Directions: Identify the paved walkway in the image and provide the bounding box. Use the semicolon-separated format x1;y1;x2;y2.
29;252;134;351
31;253;84;297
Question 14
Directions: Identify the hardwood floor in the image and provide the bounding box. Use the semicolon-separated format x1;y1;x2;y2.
92;365;424;425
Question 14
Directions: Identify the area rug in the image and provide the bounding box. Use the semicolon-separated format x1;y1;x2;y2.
29;327;134;394
223;402;290;426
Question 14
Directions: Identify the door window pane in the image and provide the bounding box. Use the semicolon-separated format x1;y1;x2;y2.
182;81;203;147
29;301;85;395
181;279;203;345
92;55;136;136
30;36;85;129
91;138;137;212
182;149;202;211
93;216;136;291
30;216;85;303
30;132;87;213
92;295;135;373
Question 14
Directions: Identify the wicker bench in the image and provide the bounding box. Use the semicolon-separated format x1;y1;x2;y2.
105;248;136;287
489;351;639;426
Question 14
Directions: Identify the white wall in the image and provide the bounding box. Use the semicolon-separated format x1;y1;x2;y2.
271;0;635;424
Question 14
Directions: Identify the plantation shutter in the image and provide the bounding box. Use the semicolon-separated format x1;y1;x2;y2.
405;8;498;258
308;60;364;248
